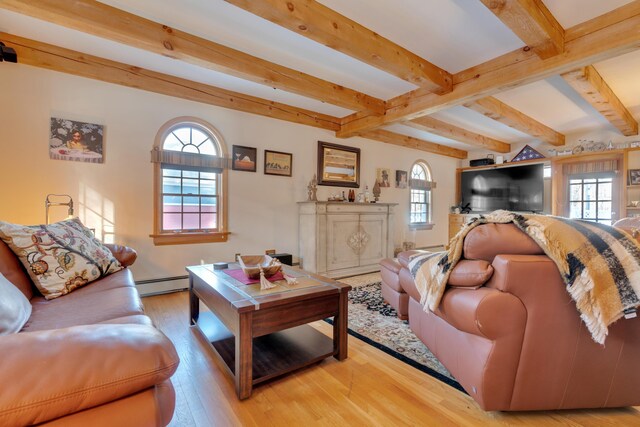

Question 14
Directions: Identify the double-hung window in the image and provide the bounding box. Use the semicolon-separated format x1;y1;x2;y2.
409;161;435;230
151;118;229;245
568;173;615;225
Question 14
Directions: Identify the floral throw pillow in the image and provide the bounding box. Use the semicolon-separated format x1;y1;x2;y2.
0;218;122;300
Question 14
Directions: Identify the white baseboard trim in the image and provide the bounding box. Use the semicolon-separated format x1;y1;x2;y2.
136;276;188;296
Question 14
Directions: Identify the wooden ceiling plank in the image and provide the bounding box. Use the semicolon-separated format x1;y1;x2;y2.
464;96;565;146
562;66;638;136
338;8;640;137
361;130;468;159
223;0;452;94
480;0;564;59
0;0;385;114
2;33;341;131
404;116;511;153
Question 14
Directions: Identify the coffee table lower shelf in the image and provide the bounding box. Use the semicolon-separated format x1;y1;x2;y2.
195;311;335;386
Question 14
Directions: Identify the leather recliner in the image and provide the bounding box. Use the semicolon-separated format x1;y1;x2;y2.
384;222;640;411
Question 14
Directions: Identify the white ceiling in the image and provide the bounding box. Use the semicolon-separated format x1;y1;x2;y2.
0;0;637;153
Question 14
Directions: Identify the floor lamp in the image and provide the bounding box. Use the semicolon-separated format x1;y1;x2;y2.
45;194;74;224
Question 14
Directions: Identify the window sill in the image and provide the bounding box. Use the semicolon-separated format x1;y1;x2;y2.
409;223;434;231
150;231;230;246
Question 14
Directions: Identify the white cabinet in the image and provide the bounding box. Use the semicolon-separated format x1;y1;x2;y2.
298;202;396;278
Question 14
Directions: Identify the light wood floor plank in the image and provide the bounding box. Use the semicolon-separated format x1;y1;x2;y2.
143;291;640;427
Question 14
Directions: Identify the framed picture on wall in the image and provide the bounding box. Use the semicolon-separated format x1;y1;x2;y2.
317;141;360;188
49;117;104;163
629;169;640;186
395;170;408;188
376;168;391;187
264;150;292;176
232;145;257;172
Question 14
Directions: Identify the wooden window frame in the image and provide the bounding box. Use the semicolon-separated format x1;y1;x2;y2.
150;117;229;245
409;161;434;231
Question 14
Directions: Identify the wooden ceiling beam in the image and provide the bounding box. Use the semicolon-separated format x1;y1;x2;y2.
337;6;640;137
403;116;511;153
562;66;638;136
224;0;452;94
0;0;385;114
1;33;341;131
360;130;468;159
464;96;565;146
1;33;466;159
480;0;564;59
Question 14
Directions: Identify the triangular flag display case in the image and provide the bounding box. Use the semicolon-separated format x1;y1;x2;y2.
511;145;545;162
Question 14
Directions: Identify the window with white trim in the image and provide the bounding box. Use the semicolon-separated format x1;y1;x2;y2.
568;173;615;225
409;161;435;229
151;118;229;245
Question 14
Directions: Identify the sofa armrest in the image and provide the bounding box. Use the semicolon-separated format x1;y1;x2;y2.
485;254;565;299
0;324;179;427
105;244;138;267
436;287;526;339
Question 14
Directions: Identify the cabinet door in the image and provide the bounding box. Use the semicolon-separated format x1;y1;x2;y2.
326;214;360;271
359;214;387;267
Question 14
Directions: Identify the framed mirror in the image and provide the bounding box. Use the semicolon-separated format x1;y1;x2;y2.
317;141;360;188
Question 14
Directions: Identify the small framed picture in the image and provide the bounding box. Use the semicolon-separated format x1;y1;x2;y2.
264;150;292;177
629;169;640;186
395;170;407;188
376;168;391;187
232;145;257;172
49;117;104;163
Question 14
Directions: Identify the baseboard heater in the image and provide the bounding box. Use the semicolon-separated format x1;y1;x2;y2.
135;275;189;297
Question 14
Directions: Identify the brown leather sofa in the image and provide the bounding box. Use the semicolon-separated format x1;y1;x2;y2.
0;240;179;426
381;222;640;411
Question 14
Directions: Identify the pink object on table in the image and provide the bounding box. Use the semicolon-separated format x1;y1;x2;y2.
223;268;285;285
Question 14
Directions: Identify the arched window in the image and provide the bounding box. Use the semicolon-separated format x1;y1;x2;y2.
150;117;229;245
410;161;435;229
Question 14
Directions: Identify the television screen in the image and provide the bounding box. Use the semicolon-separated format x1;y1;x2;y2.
460;163;544;213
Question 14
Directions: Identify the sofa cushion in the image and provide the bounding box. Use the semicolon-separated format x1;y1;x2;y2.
0;218;122;300
448;259;494;288
22;270;144;332
0;239;34;300
0;273;32;335
463;223;543;262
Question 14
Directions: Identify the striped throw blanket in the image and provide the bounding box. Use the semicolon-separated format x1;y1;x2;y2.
408;210;640;344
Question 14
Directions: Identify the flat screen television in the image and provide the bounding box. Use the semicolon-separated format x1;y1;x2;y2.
460;163;544;213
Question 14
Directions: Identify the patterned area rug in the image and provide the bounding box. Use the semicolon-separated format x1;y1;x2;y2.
332;277;464;392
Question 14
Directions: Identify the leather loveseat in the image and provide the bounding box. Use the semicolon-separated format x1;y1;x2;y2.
381;222;640;411
0;240;179;426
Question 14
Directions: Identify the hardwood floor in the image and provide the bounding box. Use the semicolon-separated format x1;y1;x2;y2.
143;291;640;426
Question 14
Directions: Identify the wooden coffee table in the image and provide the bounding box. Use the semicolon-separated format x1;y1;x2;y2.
186;263;351;399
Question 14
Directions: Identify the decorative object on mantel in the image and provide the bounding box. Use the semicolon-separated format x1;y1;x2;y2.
307;174;318;201
348;189;355;202
511;144;545;162
372;180;381;202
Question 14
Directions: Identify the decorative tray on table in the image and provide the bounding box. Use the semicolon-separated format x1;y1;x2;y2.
237;255;282;279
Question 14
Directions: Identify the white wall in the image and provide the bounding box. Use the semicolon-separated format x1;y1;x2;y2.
0;64;459;285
